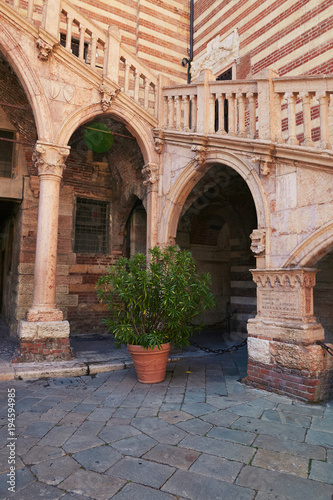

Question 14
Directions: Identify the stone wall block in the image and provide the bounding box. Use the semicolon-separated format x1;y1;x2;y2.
247;337;271;364
270;342;325;372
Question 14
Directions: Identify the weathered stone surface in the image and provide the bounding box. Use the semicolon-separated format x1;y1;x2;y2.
231;416;306;441
247;337;271;364
73;445;122;472
252;449;309;477
143;443;200;469
113;482;177;500
32;456;80;485
189;453;243;482
179;434;255;463
58;469;126;500
253;434;326;460
309;460;333;484
107;456;175;488
162;469;255;500
270;342;325;371
236;465;333;500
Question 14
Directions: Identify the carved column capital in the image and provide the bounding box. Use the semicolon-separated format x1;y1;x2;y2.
142;162;159;186
33;142;70;179
99;83;121;112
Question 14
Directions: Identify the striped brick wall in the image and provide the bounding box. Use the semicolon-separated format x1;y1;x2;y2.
71;0;190;81
194;0;333;78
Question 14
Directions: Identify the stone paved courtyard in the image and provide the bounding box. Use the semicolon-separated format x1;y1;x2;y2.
0;346;332;499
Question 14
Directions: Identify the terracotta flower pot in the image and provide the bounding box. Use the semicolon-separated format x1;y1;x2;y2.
127;342;171;383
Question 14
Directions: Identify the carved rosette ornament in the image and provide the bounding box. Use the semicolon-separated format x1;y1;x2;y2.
33;142;70;180
141;163;159;186
191;145;207;170
36;38;55;61
99;84;121;112
250;229;266;255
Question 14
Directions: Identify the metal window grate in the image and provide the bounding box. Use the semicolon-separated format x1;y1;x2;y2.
0;130;14;178
74;198;109;254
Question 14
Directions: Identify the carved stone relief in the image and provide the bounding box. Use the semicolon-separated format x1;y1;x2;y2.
99;84;121;112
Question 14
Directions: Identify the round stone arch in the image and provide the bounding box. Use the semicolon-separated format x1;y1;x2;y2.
56;102;158;166
283;220;333;268
0;27;53;142
159;150;269;254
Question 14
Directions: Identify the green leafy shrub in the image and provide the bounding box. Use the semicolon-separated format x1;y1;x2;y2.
96;246;216;349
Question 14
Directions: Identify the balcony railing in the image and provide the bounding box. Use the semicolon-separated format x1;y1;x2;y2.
3;0;158;117
162;71;333;151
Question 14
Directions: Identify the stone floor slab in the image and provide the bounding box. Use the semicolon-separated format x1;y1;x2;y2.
200;409;239;427
58;469;126;500
231;416;306;441
310;416;333;433
110;434;157;457
8;481;64;500
143;443;200;469
179;434;255;463
236;465;333;500
207;426;256;445
253;434;326;460
181;402;217;417
107;456;175;488
22;445;64;465
31;455;80;485
73;444;122;472
189;453;243;482
162;469;255;500
112;482;177;500
252;449;309;478
306;429;333;448
309;460;333;484
99;424;140;444
176;418;212;435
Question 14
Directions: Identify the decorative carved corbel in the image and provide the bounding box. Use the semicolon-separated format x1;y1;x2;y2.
99;84;121;112
29;176;40;198
251;155;273;176
142;163;159;186
250;229;266;255
36;38;55;61
191;144;207;170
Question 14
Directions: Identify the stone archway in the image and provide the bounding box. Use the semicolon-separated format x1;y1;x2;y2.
159;150;269;265
173;162;258;339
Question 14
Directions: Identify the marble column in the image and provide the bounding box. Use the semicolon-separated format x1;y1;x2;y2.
17;142;72;362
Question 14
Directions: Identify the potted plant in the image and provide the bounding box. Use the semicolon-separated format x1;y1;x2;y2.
96;246;216;383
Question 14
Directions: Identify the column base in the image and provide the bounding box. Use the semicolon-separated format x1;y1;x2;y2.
26;307;63;322
14;320;73;363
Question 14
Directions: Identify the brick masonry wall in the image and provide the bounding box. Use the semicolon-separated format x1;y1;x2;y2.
194;0;333;78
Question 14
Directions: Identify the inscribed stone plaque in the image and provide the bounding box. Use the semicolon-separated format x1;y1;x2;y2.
259;289;300;318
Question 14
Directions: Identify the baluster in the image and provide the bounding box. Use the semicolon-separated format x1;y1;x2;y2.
27;0;34;20
124;61;130;93
190;94;197;132
226;93;236;136
134;69;140;101
175;96;182;131
286;92;299;145
274;93;284;143
237;93;246;137
66;15;73;52
79;25;85;60
163;96;168;129
168;96;175;130
218;94;226;134
317;91;331;149
209;93;216;134
300;91;315;147
247;92;256;139
183;95;189;132
153;86;157;118
144;78;149;109
90;34;97;68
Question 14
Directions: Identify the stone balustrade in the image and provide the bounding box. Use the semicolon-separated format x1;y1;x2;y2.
4;0;158;116
162;73;333;151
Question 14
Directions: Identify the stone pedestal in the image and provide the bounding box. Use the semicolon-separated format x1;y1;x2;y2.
246;268;332;401
16;320;72;362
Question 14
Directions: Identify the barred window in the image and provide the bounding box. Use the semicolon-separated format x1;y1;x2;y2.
74;198;109;254
0;130;14;178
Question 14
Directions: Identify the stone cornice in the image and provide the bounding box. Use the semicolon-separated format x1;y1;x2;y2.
159;130;333;172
